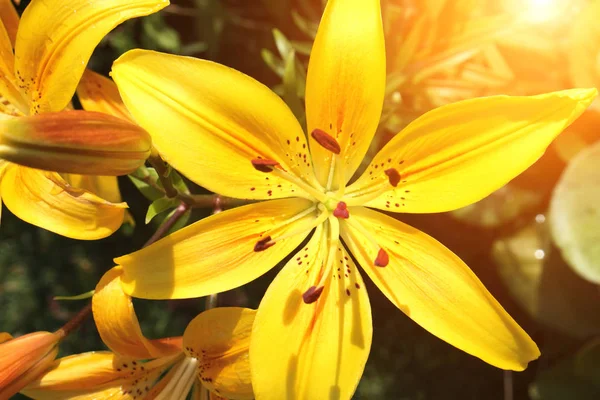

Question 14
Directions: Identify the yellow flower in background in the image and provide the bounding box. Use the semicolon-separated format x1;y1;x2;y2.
20;267;254;400
109;0;595;398
0;0;167;239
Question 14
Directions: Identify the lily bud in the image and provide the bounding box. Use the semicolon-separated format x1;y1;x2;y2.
0;331;61;398
0;110;151;175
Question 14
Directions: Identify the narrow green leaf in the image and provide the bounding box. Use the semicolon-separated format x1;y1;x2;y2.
146;197;178;224
54;290;95;301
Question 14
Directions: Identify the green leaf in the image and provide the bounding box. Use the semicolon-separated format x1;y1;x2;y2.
261;48;284;77
128;174;163;202
493;218;600;338
273;29;293;58
550;140;600;283
54;290;95;301
282;50;305;127
165;208;191;235
146;197;178;224
141;14;181;52
169;169;190;195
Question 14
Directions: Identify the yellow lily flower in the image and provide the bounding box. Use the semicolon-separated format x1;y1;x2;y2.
21;267;254;400
109;0;596;397
0;0;167;240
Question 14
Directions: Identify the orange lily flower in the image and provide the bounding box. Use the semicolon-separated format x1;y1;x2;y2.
108;0;595;398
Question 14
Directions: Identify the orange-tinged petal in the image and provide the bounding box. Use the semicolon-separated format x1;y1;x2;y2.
346;89;597;213
183;308;255;399
14;0;169;114
0;331;61;398
77;69;134;122
340;206;540;371
112;49;319;200
1;165;127;240
305;0;385;188
93;267;184;359
0;111;151;175
251;224;372;399
22;351;180;399
116;198;315;299
0;0;18;46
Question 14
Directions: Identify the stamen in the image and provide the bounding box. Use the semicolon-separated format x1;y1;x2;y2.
302;285;324;304
311;129;341;154
251;158;279;172
384;168;401;187
253;206;328;252
254;236;274;252
154;357;198;400
333;201;349;219
304;217;340;301
374;248;389;267
342;215;390;268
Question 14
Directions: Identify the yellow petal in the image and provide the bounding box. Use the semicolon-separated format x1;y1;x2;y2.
22;351;180;399
93;267;184;359
116;198;315;299
77;69;134;122
0;110;151;175
14;0;169;114
346;88;598;213
112;49;319;200
0;0;18;46
340;206;540;371
251;224;372;399
305;0;385;188
0;15;27;114
183;308;255;399
63;175;123;204
1;165;127;240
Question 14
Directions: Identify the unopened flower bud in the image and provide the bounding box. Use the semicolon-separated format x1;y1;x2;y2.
0;110;151;175
0;331;61;398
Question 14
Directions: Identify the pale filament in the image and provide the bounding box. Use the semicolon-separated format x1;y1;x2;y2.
341;214;381;251
343;182;391;207
271;167;327;203
267;207;330;245
313;216;340;289
154;357;198;400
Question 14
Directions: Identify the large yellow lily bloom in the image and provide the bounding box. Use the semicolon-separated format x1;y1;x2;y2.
21;267;254;400
109;0;596;398
0;0;167;240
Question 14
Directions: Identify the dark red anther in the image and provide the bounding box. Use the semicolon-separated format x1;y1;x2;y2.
311;129;341;154
374;248;389;267
302;285;324;304
254;236;274;252
333;201;349;219
251;158;279;173
384;168;401;187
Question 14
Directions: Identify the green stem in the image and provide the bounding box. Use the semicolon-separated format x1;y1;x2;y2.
143;202;190;248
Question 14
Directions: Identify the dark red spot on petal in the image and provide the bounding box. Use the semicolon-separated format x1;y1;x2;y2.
251;159;279;173
374;248;389;267
302;285;324;304
311;128;341;154
254;236;274;252
333;201;349;219
385;168;401;187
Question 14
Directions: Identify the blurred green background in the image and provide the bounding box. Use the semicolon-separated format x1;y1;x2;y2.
3;0;600;398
